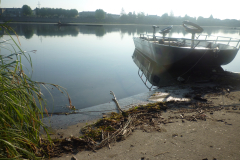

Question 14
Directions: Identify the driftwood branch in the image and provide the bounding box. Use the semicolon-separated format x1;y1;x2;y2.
92;92;144;150
110;91;123;113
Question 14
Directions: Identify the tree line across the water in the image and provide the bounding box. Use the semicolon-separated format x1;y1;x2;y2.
4;23;238;40
118;10;240;27
22;5;78;18
20;5;240;27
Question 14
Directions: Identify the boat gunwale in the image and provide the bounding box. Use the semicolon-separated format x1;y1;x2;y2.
135;39;238;50
136;34;240;49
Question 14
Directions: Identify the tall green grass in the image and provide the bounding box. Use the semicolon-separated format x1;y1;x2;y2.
0;23;52;159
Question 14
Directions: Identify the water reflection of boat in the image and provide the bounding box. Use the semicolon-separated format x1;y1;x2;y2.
132;49;181;90
133;21;240;68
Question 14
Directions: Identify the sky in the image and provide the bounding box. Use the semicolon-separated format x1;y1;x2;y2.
1;0;239;20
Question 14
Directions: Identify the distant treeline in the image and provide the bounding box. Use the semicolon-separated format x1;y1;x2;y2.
117;12;240;27
1;6;240;27
2;24;238;40
35;8;78;18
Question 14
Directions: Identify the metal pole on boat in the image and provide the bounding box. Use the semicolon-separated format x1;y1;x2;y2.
191;33;195;48
152;25;159;41
162;33;166;42
153;27;156;40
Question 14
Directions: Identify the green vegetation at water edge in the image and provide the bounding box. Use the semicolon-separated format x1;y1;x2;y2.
0;23;66;159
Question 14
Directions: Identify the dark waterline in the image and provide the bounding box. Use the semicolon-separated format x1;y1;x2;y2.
1;24;240;113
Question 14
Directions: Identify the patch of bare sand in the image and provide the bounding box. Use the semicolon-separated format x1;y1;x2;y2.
51;107;240;160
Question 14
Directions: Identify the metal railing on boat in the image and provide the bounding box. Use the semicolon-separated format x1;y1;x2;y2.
139;34;240;49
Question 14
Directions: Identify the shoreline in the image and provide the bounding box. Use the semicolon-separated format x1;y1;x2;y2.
0;21;238;28
44;71;240;130
41;71;240;159
43;84;191;130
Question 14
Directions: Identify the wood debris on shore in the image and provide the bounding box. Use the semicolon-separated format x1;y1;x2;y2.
38;99;237;158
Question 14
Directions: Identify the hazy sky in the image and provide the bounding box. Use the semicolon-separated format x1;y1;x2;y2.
1;0;239;20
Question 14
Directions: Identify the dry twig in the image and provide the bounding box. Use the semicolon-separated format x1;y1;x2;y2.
110;91;123;113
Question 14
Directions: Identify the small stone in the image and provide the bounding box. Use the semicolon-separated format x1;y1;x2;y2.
102;115;107;118
172;133;178;137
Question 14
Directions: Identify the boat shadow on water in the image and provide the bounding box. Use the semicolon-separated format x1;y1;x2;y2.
132;48;237;90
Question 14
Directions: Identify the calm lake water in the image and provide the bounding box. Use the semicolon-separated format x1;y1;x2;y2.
1;23;240;113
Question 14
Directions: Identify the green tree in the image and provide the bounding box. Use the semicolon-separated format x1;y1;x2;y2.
95;9;105;20
209;14;214;19
120;14;128;23
133;11;136;19
39;8;48;17
22;5;32;16
68;9;78;17
22;27;34;39
137;12;145;20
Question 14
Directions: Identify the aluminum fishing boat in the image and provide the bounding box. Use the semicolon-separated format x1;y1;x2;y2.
133;21;240;68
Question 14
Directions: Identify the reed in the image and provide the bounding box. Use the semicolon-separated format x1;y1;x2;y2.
0;23;53;159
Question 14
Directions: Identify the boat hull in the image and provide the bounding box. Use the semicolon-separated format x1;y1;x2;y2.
133;37;238;68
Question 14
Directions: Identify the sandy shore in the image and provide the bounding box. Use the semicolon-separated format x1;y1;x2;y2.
48;79;240;160
51;107;240;160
